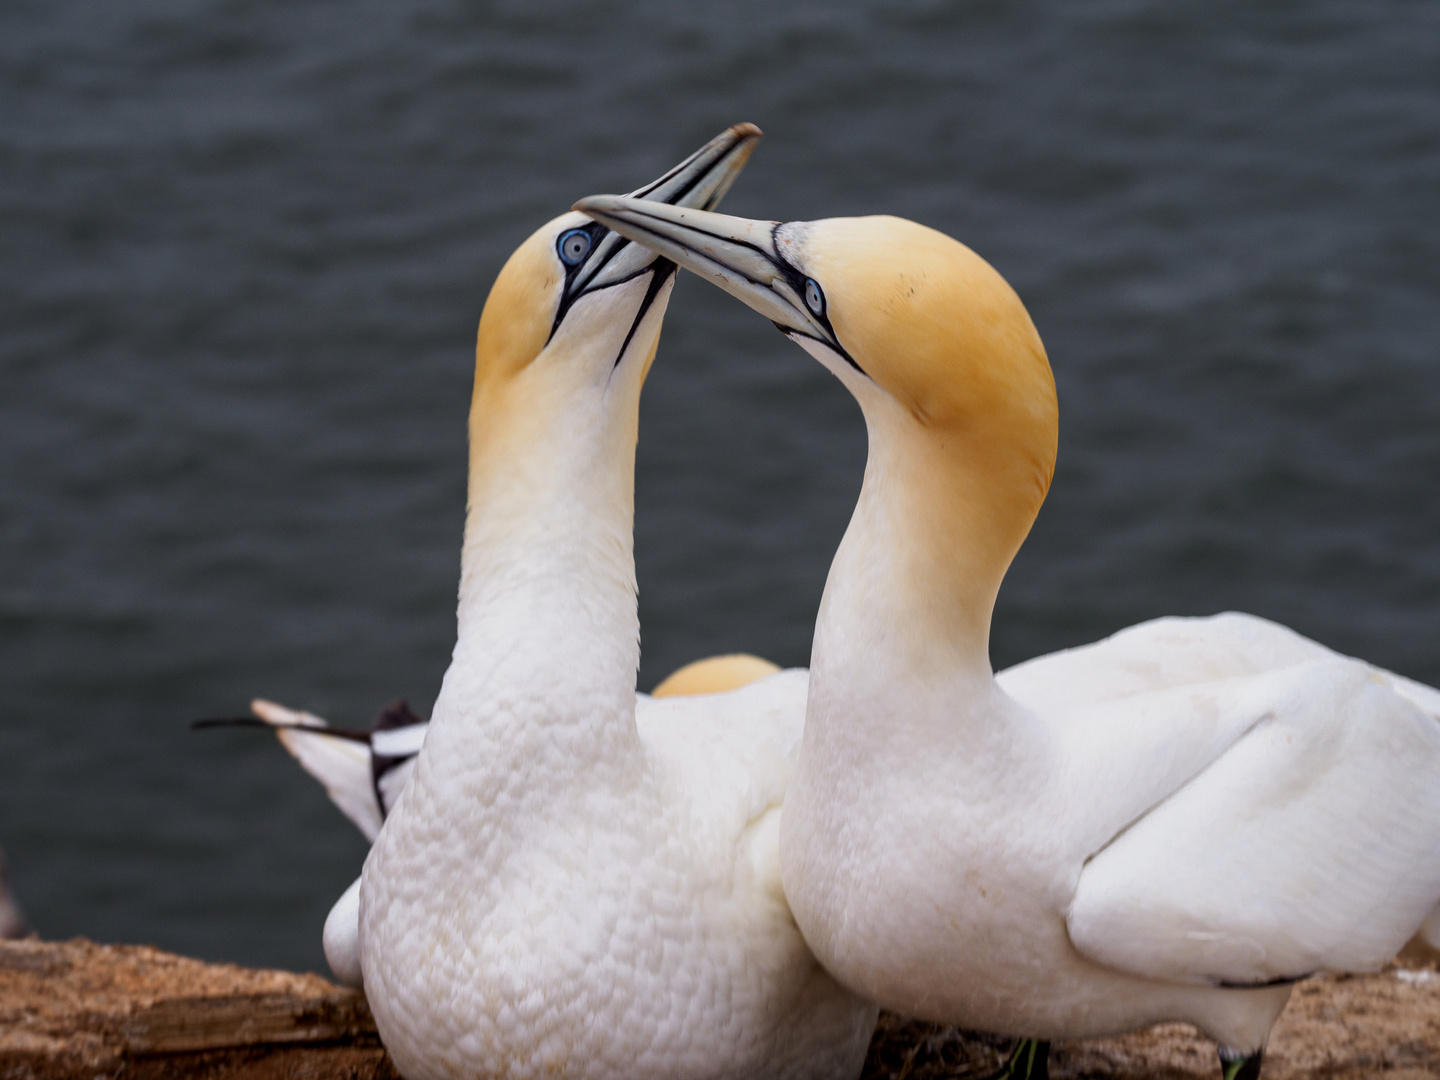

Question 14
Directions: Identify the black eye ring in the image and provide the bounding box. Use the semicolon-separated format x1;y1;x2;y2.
558;228;592;266
804;278;825;317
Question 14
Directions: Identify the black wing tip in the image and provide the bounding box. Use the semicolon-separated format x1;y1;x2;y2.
192;715;373;742
374;698;424;732
1217;973;1308;989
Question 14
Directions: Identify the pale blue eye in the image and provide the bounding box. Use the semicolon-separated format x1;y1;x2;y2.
558;229;591;266
805;278;825;317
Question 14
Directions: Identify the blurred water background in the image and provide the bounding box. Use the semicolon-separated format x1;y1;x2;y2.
2;0;1438;973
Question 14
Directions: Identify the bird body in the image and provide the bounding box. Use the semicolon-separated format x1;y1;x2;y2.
577;196;1440;1071
226;654;783;846
208;660;788;991
793;606;1440;1046
358;130;875;1080
368;663;869;1080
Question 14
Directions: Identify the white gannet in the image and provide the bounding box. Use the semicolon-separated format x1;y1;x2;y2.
576;195;1440;1080
357;129;878;1080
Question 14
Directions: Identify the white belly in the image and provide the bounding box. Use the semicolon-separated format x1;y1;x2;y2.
779;745;1288;1052
361;751;874;1080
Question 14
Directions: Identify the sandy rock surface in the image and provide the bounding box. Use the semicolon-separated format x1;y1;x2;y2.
0;937;391;1079
866;965;1440;1078
3;937;1440;1078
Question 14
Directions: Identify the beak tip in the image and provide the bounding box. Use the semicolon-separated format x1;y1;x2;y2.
573;194;620;217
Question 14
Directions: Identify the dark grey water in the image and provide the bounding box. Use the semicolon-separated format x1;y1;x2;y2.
3;0;1438;973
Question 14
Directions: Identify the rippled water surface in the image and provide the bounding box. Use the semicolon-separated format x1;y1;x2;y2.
3;1;1438;971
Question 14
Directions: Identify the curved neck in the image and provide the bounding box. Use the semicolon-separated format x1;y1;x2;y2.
811;374;1055;727
428;354;645;775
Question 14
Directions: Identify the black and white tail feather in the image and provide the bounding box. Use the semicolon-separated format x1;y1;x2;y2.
195;699;427;842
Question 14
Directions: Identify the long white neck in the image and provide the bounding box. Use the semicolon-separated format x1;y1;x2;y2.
805;364;1054;764
427;356;646;790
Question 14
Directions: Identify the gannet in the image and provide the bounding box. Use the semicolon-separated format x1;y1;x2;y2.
357;129;877;1080
576;195;1440;1080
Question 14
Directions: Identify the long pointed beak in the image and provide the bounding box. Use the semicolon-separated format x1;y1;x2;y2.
570;196;847;358
564;125;763;302
628;122;762;210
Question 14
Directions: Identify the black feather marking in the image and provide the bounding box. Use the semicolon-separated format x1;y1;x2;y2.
370;699;424;819
611;260;676;372
1217;973;1306;988
373;698;422;732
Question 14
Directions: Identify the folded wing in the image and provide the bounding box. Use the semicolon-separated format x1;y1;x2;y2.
1067;659;1440;985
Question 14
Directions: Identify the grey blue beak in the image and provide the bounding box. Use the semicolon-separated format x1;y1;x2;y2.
570;195;848;362
563;126;763;302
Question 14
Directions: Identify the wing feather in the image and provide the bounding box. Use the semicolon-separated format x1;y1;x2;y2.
251;699;385;841
1067;660;1440;985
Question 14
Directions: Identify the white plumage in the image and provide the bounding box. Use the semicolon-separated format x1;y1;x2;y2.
577;197;1440;1073
358;129;876;1080
209;699;422;982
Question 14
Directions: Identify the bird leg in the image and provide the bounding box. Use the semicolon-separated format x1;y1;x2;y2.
1219;1048;1263;1080
984;1038;1049;1080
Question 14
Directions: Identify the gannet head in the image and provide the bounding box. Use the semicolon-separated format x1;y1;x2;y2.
464;127;760;544
474;125;761;406
569;198;1054;467
573;197;1057;656
471;208;664;400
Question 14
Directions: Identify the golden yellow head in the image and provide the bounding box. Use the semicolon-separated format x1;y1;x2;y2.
465;209;674;486
469;122;763;405
574;198;1058;511
805;217;1053;438
461;125;762;537
573;197;1059;644
472;217;567;394
470;211;673;402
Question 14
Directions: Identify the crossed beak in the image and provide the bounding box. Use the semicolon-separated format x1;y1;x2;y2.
571;195;849;361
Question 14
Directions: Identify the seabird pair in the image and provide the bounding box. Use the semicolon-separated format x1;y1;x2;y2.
217;126;1440;1080
576;184;1440;1080
218;126;878;1080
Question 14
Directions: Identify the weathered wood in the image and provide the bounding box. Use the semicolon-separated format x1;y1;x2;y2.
120;990;376;1054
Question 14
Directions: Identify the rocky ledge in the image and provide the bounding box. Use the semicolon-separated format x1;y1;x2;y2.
3;937;1439;1079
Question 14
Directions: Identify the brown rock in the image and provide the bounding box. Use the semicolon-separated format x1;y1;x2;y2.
0;938;394;1079
4;937;1440;1079
862;962;1440;1079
